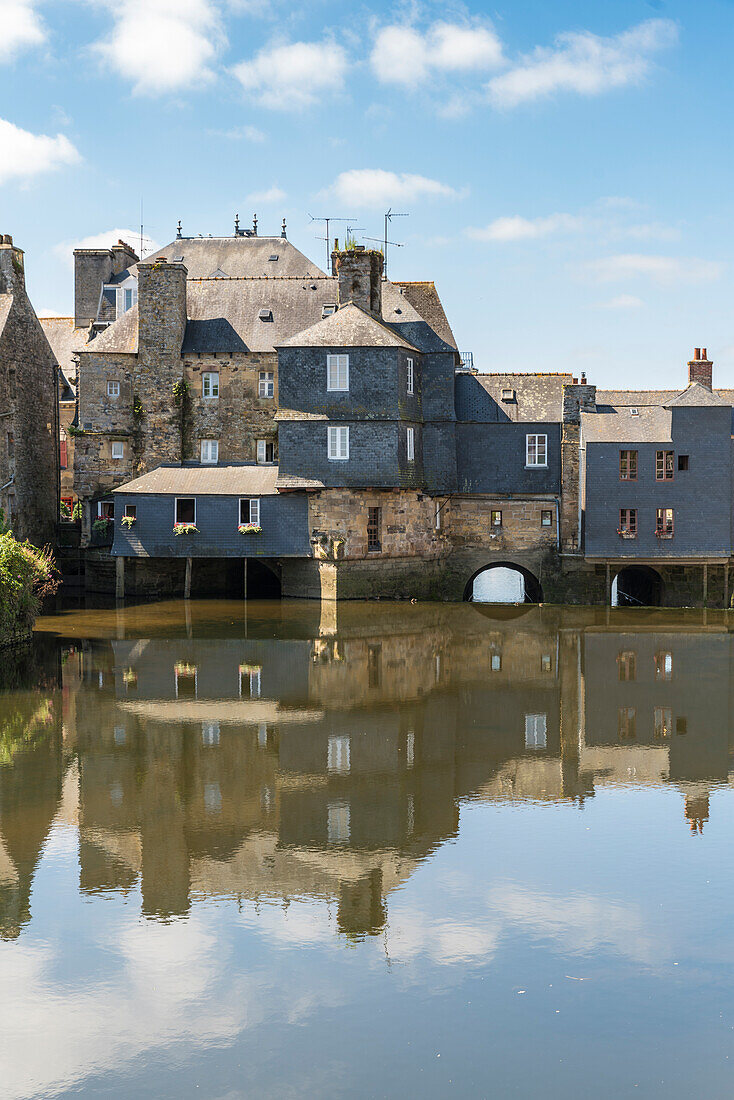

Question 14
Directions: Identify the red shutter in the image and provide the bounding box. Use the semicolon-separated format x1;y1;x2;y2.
60;439;67;468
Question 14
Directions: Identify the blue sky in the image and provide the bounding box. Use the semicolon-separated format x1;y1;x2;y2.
1;0;733;386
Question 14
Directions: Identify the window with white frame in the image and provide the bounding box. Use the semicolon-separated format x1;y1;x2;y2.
256;439;275;463
406;357;414;395
239;665;261;698
435;501;442;530
202;372;219;399
240;498;260;525
525;713;547;750
327;354;349;392
107;380;120;398
526;434;547;467
122;286;136;313
258;371;274;398
201;439;219;464
111;441;125;460
406;426;415;462
328;425;349;460
327;735;351;774
327;801;350;844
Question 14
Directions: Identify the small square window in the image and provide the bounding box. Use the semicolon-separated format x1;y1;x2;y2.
107;380;120;398
111;441;125;460
202;372;219;398
541;510;552;527
491;509;502;527
678;455;689;471
259;308;273;321
501;388;515;402
124;504;136;519
630;407;639;416
201;439;219;464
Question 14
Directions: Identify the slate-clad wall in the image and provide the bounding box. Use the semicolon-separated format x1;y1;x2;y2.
583;405;732;559
423;422;458;492
455;422;561;495
278;420;423;488
278;345;420;420
111;491;311;557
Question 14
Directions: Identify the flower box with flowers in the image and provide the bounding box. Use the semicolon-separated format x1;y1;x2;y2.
173;523;198;536
121;515;136;529
617;529;637;539
238;523;262;534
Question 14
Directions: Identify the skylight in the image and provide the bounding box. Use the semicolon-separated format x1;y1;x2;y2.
259;308;273;322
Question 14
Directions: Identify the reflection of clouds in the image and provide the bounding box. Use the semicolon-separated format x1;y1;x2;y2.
388;907;501;966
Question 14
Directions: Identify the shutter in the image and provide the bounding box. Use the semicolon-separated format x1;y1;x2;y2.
250;498;260;525
257;440;266;463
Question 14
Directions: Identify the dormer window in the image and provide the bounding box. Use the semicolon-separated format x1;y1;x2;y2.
630;407;639;416
268;254;279;262
501;388;515;402
322;304;337;318
259;308;273;322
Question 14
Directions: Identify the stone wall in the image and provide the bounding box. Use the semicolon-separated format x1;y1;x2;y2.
448;496;558;552
183;351;278;463
308;488;446;561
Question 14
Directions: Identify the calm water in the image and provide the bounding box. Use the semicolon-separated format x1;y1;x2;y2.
3;599;734;1098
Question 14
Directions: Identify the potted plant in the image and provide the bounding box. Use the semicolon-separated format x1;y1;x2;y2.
173;523;198;535
92;517;113;536
238;523;262;534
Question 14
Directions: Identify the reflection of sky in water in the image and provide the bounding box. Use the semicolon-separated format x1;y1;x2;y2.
473;567;525;602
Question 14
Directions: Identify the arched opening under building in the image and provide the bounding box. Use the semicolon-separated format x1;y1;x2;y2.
612;565;664;607
465;563;544;604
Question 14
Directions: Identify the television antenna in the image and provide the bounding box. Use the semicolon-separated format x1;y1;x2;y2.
345;225;365;246
308;214;357;270
382;209;408;278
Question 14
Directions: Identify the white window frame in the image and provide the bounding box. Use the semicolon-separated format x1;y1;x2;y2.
327;354;349;392
258;371;274;399
174;497;196;526
406;357;414;395
239;667;261;698
525;713;547;750
526;433;548;468
107;380;120;398
257;439;275;464
202;372;219;399
122;286;136;313
327;425;349;460
201;439;219;464
240;498;260;525
97;500;114;519
111;441;125;460
327;801;350;844
327;735;351;774
406;426;415;462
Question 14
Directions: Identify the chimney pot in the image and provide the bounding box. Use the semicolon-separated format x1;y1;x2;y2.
695;348;701;361
702;347;708;360
688;348;713;389
580;372;587;384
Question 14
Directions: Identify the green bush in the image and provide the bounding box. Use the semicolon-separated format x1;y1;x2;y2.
0;533;59;645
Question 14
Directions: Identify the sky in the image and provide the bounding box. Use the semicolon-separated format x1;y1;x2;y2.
1;0;734;387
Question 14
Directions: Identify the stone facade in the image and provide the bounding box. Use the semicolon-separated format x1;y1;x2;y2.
0;236;59;545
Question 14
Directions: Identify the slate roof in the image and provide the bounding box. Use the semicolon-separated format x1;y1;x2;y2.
131;236;327;280
39;317;87;392
84;305;139;354
111;464;280;495
664;382;730;407
392;281;457;350
598;388;734;406
277;301;420;352
581;406;672;443
456;372;573;423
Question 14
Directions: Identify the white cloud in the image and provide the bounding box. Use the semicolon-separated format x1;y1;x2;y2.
597;294;645;309
233;39;348;110
467;212;585;242
52;229;159;268
487;18;677;108
0;0;45;63
0;117;80;185
246;185;286;204
327;169;458;209
371;20;503;89
93;0;224;94
586;253;723;284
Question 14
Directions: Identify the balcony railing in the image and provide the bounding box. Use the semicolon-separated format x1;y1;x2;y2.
459;352;474;371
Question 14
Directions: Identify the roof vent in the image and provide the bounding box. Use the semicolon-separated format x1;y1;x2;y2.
630;407;640;416
259;308;273;322
501;388;515;402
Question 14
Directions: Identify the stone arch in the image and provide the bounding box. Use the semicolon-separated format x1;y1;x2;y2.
464;561;544;604
612;564;664;607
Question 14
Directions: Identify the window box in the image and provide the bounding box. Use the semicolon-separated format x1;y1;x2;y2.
121;515;136;529
617;530;637;539
173;523;198;535
238;523;262;534
655;531;674;539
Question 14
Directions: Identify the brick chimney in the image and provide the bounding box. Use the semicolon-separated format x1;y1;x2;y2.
688;347;713;389
0;234;25;294
136;257;187;359
331;245;383;317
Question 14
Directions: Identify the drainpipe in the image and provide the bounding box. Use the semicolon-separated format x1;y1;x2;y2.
555;497;560;551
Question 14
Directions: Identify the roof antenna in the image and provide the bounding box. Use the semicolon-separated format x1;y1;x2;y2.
253;213;258;236
139;196;144;259
234;214;240;237
307;214;357;271
382;209;408;279
176;219;182;240
281;217;287;239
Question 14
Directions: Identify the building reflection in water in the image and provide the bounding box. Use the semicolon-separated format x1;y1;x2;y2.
1;602;733;939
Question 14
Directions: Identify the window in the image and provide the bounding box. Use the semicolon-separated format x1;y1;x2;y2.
655;652;673;681
406;357;414;395
327;353;349;392
620;450;637;480
175;497;195;525
541;510;553;527
435;501;442;530
111;441;125;460
202;372;219;398
327;735;351;774
204;783;221;815
676;717;687;735
491;654;501;672
256;439;275;463
367;506;381;551
257;723;268;747
656;451;674;480
618;707;637;740
654;707;673;740
259;308;273;322
630;407;639;416
526;433;547;467
124;504;136;519
322;304;336;318
327;801;350;844
175;664;197;698
368;644;382;688
98;500;114;519
268;254;279;262
541;654;552;673
678;455;689;471
258;371;274;398
122;287;135;313
525;714;547;750
102;285;117;310
239;665;261;698
618;651;636;681
656;507;674;537
202;721;220;746
491;509;502;527
619;508;637;537
201;439;218;463
107;380;120;398
240;498;260;526
501;387;515;402
328;425;349;460
59;432;67;469
406;426;415;462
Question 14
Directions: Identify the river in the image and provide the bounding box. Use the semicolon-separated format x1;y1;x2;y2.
1;598;734;1098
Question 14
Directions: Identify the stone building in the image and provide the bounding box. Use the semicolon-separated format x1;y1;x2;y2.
0;235;59;544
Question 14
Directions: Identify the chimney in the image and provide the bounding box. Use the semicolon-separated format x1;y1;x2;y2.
0;234;25;295
110;239;139;276
331;245;384;317
688;347;713;390
74;246;114;328
136;257;188;360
